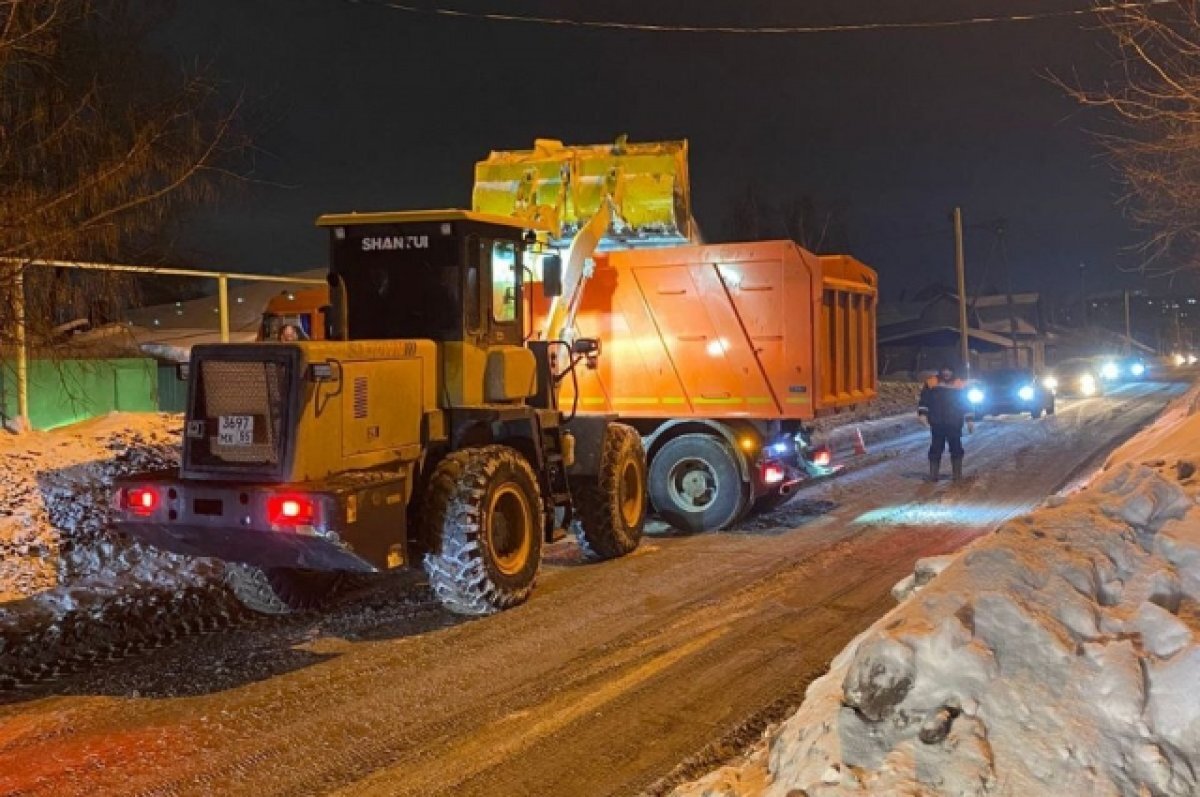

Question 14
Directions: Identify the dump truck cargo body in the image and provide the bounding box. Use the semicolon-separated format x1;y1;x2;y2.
533;241;877;531
556;241;876;419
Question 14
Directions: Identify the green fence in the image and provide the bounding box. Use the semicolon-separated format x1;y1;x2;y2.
0;357;160;430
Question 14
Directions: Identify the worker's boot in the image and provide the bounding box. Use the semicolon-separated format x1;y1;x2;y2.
951;457;964;482
928;457;941;483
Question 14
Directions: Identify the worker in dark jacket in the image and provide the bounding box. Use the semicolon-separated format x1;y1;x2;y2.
918;365;975;482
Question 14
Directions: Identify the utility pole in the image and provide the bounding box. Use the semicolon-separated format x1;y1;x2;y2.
953;207;970;374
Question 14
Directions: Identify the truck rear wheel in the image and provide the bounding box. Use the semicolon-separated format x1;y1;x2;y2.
224;565;342;615
421;446;544;616
649;433;747;533
571;423;646;561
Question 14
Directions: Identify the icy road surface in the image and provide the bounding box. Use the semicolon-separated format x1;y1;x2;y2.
0;382;1184;797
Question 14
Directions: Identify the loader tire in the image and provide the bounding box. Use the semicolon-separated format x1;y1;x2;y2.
421;446;543;616
224;565;342;615
649;433;747;533
571;423;647;561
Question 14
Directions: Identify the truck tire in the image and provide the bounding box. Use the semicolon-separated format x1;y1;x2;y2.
571;422;646;561
224;565;342;615
421;446;544;616
649;433;747;533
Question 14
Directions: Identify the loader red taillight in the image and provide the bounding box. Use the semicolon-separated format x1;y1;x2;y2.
762;463;786;485
124;487;159;516
267;494;316;526
812;447;832;468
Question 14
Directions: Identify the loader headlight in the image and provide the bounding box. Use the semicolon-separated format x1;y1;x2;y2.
1130;362;1146;377
1080;374;1097;396
1018;385;1035;402
1042;376;1058;391
967;388;985;405
1101;361;1119;380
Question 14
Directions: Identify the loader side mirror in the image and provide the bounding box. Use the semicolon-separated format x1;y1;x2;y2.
573;337;601;370
176;363;189;381
572;337;600;356
543;255;563;298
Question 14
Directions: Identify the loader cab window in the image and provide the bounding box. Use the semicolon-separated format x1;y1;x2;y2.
491;241;518;324
333;224;463;341
465;236;482;335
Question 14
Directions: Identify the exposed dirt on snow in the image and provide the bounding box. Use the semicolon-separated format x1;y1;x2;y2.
674;384;1200;797
0;414;218;676
814;382;921;437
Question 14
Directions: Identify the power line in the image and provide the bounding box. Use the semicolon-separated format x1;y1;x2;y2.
346;0;1175;36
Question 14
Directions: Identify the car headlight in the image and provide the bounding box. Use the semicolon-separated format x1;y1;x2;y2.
1018;385;1035;401
1042;376;1058;391
1080;374;1097;396
1100;362;1119;380
967;388;985;404
1190;355;1198;365
1175;354;1187;367
1130;362;1146;377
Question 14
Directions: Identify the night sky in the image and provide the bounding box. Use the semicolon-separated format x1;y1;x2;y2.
163;0;1165;301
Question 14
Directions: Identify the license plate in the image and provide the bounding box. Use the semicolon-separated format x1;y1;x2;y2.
218;415;254;446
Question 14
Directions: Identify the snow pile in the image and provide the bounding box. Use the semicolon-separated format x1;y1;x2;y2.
0;414;214;624
814;381;921;434
675;388;1200;797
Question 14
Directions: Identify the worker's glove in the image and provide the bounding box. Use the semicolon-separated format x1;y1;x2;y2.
967;421;976;435
918;415;929;427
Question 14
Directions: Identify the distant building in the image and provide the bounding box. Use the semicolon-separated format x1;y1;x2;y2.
877;292;1046;376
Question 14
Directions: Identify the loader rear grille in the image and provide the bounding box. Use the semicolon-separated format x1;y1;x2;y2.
184;356;293;475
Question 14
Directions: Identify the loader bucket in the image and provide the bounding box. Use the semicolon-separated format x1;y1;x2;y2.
473;138;694;246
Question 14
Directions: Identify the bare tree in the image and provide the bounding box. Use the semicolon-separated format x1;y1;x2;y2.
725;185;852;252
0;0;246;349
1062;1;1200;275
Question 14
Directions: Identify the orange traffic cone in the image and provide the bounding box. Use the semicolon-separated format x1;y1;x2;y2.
853;427;867;456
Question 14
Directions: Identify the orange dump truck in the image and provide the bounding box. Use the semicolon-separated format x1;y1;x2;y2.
535;242;877;532
257;287;330;341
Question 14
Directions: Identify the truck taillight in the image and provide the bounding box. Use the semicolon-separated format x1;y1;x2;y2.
762;463;786;485
812;446;832;467
123;487;159;516
267;494;316;526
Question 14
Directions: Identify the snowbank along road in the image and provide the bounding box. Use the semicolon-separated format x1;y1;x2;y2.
0;381;1184;797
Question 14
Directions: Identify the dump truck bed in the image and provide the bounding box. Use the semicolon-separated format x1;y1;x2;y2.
549;241;877;421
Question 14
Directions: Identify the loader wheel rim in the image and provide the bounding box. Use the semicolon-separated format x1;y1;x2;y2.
667;457;718;511
619;459;644;528
488;484;533;576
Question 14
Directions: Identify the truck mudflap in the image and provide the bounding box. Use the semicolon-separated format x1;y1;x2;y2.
113;469;409;573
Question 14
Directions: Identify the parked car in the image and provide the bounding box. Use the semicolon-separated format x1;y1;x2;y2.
1043;358;1104;398
967;368;1056;419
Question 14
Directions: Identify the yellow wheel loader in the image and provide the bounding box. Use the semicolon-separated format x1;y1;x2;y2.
114;210;647;616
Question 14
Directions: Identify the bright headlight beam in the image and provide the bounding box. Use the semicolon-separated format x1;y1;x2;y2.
967;388;985;404
1018;385;1035;401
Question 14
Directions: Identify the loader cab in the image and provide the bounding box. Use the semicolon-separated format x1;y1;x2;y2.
316;210;552;345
